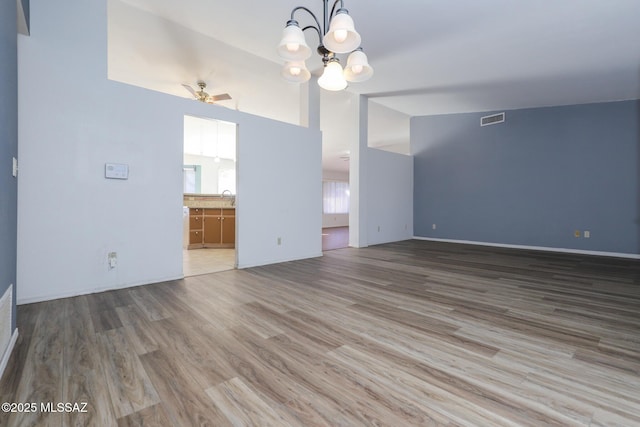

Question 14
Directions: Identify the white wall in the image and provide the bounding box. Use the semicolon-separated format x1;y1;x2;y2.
366;148;414;245
320;93;414;246
320;90;358;172
322;214;349;228
17;0;321;303
368;100;411;155
236;118;322;267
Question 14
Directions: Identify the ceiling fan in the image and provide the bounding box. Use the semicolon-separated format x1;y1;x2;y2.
182;81;231;104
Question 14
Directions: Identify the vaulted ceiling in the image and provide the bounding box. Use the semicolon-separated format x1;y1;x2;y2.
108;0;640;171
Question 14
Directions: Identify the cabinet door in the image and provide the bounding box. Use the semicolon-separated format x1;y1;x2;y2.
189;215;203;231
221;216;235;244
203;216;222;244
189;230;203;245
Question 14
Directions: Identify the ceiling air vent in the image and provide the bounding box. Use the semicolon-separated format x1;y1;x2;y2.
480;112;505;127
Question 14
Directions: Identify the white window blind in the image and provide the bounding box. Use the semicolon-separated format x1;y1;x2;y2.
323;181;350;214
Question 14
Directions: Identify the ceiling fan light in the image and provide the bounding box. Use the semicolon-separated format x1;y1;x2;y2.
318;59;347;91
277;20;312;61
323;9;361;54
281;60;311;83
344;49;373;82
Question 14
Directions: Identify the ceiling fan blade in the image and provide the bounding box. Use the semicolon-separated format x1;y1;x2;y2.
209;93;232;102
182;84;197;97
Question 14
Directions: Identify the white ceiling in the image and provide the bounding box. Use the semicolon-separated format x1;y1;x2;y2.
108;0;640;171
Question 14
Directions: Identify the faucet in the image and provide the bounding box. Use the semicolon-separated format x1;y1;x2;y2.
221;189;235;206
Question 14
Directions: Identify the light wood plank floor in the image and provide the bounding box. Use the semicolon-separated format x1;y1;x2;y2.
322;226;349;251
1;240;639;426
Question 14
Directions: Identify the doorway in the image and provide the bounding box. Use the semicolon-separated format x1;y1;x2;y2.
182;115;238;276
321;177;350;251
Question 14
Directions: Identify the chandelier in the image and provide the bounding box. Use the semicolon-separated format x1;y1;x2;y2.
277;0;373;91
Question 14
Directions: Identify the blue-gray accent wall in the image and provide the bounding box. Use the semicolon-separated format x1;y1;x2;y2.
412;100;640;255
20;0;30;33
1;0;18;330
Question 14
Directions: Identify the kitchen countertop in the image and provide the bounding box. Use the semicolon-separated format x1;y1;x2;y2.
184;194;235;208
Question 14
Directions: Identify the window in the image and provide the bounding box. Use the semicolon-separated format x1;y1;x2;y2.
323;181;350;214
183;165;200;193
218;167;236;194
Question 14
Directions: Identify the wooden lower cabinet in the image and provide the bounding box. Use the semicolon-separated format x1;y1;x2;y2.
188;208;204;247
203;217;222;244
221;209;236;245
188;207;235;249
189;230;203;245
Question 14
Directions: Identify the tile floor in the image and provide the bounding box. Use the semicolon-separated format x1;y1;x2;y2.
182;248;236;277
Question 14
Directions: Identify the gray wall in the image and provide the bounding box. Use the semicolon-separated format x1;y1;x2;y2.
412;100;640;255
1;0;18;329
21;0;30;25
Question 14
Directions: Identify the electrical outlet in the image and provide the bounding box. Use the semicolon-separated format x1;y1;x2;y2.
432;224;437;230
108;252;117;269
12;157;17;177
277;237;282;246
584;230;590;238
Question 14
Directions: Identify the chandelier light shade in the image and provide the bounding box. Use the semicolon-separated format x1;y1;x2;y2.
344;48;373;82
276;0;373;91
323;10;361;54
318;59;348;91
277;21;312;61
281;60;311;83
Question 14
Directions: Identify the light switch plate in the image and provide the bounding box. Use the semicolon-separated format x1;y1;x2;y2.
105;163;128;179
12;157;17;177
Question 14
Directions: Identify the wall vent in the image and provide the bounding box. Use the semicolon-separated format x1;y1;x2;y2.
0;286;11;357
480;112;505;127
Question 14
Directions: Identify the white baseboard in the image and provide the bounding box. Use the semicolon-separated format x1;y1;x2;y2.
0;329;19;381
413;236;640;259
17;274;185;305
237;252;323;269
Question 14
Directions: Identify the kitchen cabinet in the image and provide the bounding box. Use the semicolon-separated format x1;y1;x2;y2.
220;209;236;245
188;207;235;249
188;208;204;247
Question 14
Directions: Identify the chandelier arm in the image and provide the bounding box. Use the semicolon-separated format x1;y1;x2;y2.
328;0;344;21
301;25;323;46
290;6;323;36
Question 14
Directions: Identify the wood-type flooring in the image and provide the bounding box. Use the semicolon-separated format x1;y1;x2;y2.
1;240;639;426
322;227;349;251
